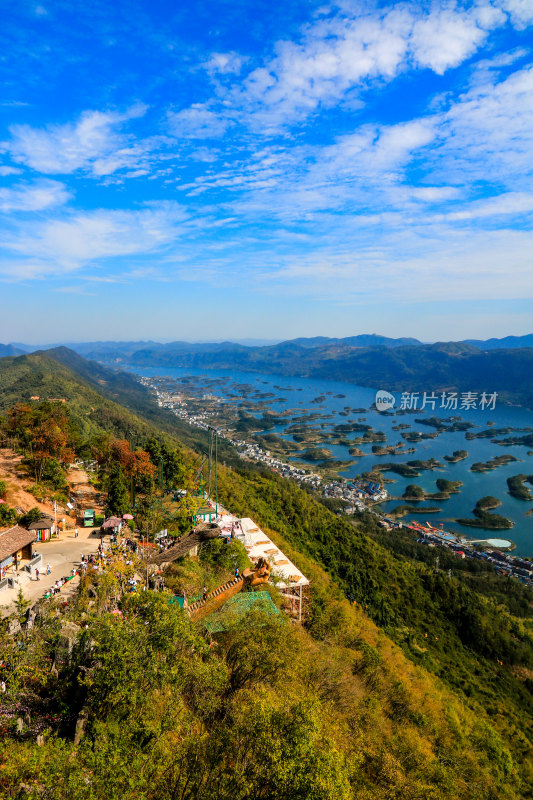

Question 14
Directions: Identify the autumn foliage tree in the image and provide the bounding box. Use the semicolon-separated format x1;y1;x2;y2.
4;401;75;482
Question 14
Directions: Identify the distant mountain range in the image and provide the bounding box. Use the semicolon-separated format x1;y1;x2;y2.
2;334;532;406
5;332;533;360
284;334;423;348
463;334;533;350
0;343;24;357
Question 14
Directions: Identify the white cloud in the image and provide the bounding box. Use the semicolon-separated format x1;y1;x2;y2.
236;9;413;127
207;2;527;131
409;9;489;74
432;65;533;185
0;203;188;277
496;0;533;28
0;165;21;176
167;104;231;139
443;191;533;220
263;227;533;303
7;105;148;175
204;52;244;75
0;179;71;212
408;186;460;202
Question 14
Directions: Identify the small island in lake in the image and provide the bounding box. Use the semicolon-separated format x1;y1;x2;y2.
401;430;440;442
507;474;533;501
371;443;406;456
301;447;333;461
375;458;443;478
414;416;474;432
457;496;513;530
470;454;517;472
443;450;468;463
389;504;443;517
400;480;462;502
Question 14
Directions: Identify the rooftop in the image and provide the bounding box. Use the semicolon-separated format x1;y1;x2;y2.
0;525;36;562
217;515;309;589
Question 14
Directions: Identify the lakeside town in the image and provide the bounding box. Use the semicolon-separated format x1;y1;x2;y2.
143;377;389;504
143;377;533;585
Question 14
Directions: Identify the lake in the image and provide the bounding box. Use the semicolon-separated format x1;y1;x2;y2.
126;364;533;557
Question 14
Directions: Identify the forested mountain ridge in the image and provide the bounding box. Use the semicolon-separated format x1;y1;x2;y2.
6;336;533;406
0;349;235;459
0;349;532;798
123;342;533;407
102;340;533;407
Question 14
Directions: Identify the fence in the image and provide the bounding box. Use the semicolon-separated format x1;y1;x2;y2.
23;553;42;573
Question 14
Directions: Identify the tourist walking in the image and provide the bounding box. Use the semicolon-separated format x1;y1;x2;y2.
74;527;78;538
35;568;39;581
46;563;51;575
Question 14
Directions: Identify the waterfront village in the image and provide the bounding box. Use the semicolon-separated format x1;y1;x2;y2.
143;378;388;506
144;377;533;586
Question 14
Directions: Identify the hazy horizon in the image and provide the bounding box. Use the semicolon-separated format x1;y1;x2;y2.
4;331;533;350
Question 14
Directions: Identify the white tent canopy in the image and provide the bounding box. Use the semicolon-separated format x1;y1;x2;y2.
216;514;309;589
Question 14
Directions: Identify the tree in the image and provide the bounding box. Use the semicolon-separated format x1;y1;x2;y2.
403;484;425;499
135;493;165;541
15;588;30;629
105;463;130;516
0;503;17;526
18;507;44;528
170;493;199;535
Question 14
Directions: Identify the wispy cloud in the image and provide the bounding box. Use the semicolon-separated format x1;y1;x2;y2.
0;165;22;176
0;179;70;212
0;202;189;278
167;104;232;139
189;1;522;132
203;52;244;75
7;104;149;176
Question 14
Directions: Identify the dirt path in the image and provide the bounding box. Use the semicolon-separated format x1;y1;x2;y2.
0;449;103;524
0;448;57;516
66;464;104;515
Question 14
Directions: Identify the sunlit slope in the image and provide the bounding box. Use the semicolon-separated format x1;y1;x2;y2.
0;348;531;794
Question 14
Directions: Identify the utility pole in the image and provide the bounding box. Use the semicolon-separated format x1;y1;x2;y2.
145;535;148;590
435;556;440;573
207;426;219;520
215;428;218;516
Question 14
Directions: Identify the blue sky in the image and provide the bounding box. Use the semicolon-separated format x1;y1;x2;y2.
0;0;532;343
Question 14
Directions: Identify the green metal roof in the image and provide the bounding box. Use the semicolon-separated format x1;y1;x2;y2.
204;591;279;633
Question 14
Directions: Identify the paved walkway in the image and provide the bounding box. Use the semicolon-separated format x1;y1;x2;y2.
0;526;102;616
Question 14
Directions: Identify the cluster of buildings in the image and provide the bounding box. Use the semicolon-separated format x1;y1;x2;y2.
146;376;390;503
147;382;216;429
148;380;323;485
323;478;388;510
230;437;322;486
140;378;533;586
394;522;533;585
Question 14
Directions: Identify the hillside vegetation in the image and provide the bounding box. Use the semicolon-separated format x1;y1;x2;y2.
0;349;532;798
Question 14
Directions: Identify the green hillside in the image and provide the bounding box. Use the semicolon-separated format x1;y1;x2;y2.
0;349;532;798
0;350;235;461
